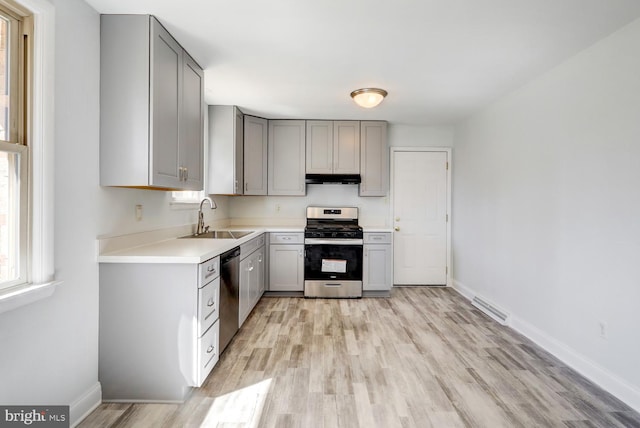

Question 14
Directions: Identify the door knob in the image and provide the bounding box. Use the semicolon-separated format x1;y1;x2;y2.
394;226;400;231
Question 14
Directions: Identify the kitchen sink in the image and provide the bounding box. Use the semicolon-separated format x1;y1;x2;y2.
180;230;254;240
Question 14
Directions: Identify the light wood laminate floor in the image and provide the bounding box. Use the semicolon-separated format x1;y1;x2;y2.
80;288;640;428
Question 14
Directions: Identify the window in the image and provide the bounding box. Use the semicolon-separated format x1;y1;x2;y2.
0;3;29;291
171;190;205;205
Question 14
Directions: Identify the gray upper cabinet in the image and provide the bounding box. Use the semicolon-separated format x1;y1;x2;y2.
306;121;360;175
243;115;268;195
268;120;306;195
208;106;244;195
359;121;388;196
306;121;333;174
100;15;204;190
181;53;205;189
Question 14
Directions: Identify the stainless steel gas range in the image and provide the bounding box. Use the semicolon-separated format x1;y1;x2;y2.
304;207;363;298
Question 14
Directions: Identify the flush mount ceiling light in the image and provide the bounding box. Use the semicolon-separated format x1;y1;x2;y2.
350;88;388;108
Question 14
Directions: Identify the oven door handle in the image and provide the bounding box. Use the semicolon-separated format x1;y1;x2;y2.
304;239;363;246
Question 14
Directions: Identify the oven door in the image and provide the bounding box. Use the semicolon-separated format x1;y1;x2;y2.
304;239;363;298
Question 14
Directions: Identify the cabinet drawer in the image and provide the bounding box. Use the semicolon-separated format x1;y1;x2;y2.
197;320;219;386
198;256;220;287
270;232;304;244
240;233;265;260
198;276;220;337
364;233;391;244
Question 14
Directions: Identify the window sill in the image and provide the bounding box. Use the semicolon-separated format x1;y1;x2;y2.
0;280;61;315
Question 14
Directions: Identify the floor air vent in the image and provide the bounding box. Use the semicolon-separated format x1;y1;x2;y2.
472;296;510;325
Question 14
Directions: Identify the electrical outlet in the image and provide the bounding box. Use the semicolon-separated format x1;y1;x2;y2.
598;321;608;339
135;204;143;221
275;204;281;212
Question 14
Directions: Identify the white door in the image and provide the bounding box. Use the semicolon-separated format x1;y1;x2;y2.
392;150;448;285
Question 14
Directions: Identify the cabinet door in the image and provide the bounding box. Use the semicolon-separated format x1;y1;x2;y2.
359;121;388;196
208;106;243;195
269;244;304;291
333;121;360;174
268;120;306;195
239;256;252;326
306;121;333;174
180;53;204;190
256;247;265;297
363;244;392;291
150;18;183;189
234;109;244;194
244;116;268;195
249;250;261;309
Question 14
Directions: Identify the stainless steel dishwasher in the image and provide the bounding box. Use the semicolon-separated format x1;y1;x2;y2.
219;247;240;354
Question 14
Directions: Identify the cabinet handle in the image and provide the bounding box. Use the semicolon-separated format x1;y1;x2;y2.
245;182;248;191
299;250;303;257
207;266;216;273
185;168;188;181
206;345;214;354
178;167;183;181
207;298;215;307
258;255;263;263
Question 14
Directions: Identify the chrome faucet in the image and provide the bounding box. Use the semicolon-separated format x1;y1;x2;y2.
196;197;217;235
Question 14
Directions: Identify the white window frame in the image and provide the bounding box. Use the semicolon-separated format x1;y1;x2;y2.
170;189;205;206
0;141;29;288
0;0;56;314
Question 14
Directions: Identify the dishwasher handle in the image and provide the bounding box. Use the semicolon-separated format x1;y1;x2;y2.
220;247;240;264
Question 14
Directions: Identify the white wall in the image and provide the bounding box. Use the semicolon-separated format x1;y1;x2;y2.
388;124;454;147
0;1;226;424
230;185;389;227
453;17;640;410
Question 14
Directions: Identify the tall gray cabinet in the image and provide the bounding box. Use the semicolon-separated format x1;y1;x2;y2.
100;15;204;190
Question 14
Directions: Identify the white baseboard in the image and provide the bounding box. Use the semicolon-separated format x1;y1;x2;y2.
451;279;640;414
510;316;640;413
70;382;102;427
451;279;474;300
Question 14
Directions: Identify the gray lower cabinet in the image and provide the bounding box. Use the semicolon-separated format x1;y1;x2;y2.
268;232;304;291
239;234;266;325
99;256;220;402
100;15;204;190
363;232;392;291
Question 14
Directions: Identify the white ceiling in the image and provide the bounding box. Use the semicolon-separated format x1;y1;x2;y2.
84;0;640;126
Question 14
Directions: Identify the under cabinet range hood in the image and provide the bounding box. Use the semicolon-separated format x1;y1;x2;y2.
305;174;361;185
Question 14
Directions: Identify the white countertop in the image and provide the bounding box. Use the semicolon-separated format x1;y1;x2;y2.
98;226;303;264
98;224;392;264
